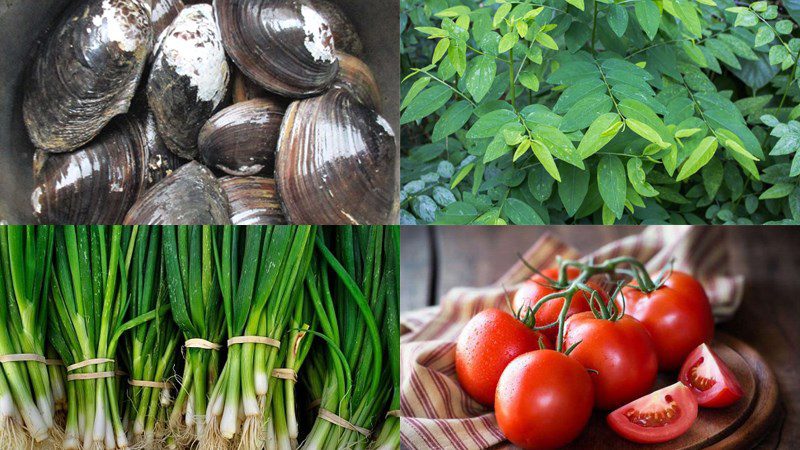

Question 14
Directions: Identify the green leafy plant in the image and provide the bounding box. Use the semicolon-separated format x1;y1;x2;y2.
401;0;800;224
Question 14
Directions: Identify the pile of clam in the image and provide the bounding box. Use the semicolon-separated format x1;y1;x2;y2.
25;0;398;225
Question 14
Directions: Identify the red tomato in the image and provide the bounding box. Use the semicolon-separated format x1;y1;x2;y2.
607;382;698;444
564;312;658;409
679;343;743;408
514;267;604;342
455;308;551;406
617;271;714;371
495;350;594;449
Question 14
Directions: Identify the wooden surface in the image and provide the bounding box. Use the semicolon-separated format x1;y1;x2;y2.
400;226;797;448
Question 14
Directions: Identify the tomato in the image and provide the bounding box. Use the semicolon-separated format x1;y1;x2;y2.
607;382;698;444
495;350;594;449
455;308;550;406
617;271;714;371
564;312;658;410
514;267;604;342
679;343;743;408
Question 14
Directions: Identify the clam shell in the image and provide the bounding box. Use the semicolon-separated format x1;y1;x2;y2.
220;176;286;224
147;4;229;159
198;98;285;176
309;0;363;56
276;88;399;224
23;0;153;153
231;66;291;105
214;0;340;98
123;161;231;224
150;0;185;38
31;117;145;224
334;53;381;112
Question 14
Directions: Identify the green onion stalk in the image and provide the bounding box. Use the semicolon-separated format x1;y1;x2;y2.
48;345;67;428
266;287;316;450
121;227;180;448
0;225;55;446
48;226;168;450
301;226;394;449
163;225;225;444
202;225;315;450
370;227;400;450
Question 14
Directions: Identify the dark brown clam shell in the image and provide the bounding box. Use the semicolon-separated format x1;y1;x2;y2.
309;0;363;56
220;176;286;224
124;161;231;224
198;98;285;176
276;88;399;224
150;0;185;38
214;0;340;98
31;117;145;224
147;4;229;159
23;0;153;153
334;53;382;112
231;67;292;106
137;110;185;189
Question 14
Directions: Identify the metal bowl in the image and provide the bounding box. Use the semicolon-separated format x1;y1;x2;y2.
0;0;399;223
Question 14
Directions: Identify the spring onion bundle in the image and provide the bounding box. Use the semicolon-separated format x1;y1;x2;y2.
302;226;399;449
163;225;225;444
0;225;55;446
121;227;180;449
203;225;315;449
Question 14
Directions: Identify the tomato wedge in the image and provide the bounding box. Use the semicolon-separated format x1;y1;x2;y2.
607;382;698;444
679;343;743;408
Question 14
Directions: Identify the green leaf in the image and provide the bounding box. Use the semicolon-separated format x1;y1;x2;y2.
432;38;450;63
627;158;659;197
504;198;545;224
484;135;511;163
465;55;497;102
436;6;471;18
558;164;590;216
532;125;584;168
498;31;519;53
400;84;452;124
577;113;622;158
676;136;718;181
566;0;585;11
597;155;626;218
716;128;758;160
466;109;519;139
518;68;540;91
401;77;431;110
450;163;475;189
734;10;758;27
530;140;561;181
702;157;724;198
769;44;789;66
626;118;668;147
560;94;613;133
755;26;775;47
535;32;559;50
432;101;474;141
608;4;629;37
776;20;794;35
759;183;796;200
513;140;531;162
635;0;661;40
416;27;447;37
602;204;617;225
493;3;512;28
675;128;702;138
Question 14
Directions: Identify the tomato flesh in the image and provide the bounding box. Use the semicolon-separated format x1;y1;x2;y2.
679;343;743;407
455;308;550;406
607;382;698;444
495;350;594;450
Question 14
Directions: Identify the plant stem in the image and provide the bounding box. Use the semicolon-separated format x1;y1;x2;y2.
509;47;516;110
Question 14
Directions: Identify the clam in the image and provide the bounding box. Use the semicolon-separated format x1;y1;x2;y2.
124;161;231;224
198;98;285;176
147;4;229;159
220;176;286;224
214;0;339;98
150;0;185;38
32;117;145;224
309;0;363;56
23;0;153;153
334;53;382;112
276;88;399;224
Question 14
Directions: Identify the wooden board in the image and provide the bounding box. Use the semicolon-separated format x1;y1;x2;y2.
567;333;778;449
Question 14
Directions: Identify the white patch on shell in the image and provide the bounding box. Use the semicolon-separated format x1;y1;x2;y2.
31;187;43;215
375;115;395;137
158;5;229;104
92;0;150;53
300;5;335;63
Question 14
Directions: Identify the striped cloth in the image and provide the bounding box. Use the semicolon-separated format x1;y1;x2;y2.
400;226;745;450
